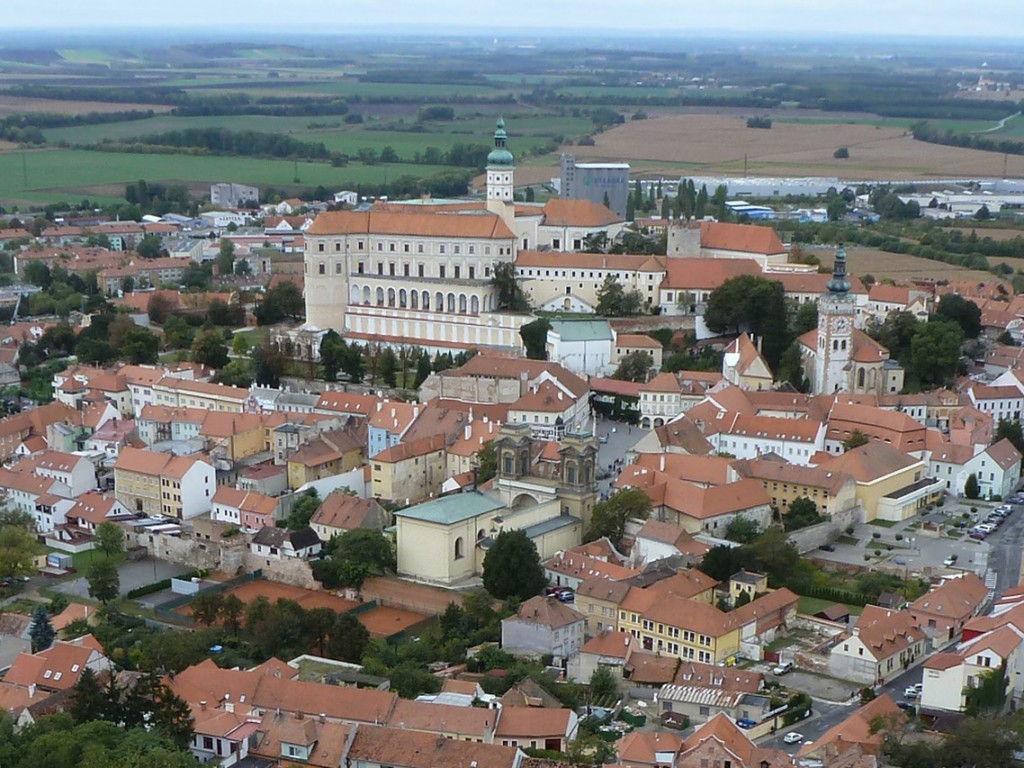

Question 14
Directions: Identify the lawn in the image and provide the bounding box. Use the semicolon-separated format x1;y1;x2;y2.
798;595;863;617
0;149;453;206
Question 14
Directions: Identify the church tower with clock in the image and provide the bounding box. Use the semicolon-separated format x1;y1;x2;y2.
815;246;856;395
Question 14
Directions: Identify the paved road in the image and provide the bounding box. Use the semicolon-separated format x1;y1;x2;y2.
53;557;185;600
984;501;1024;599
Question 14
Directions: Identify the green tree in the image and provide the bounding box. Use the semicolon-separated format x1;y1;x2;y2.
255;281;304;325
792;301;818;336
95;521;125;560
0;511;43;579
216;359;253;387
724;516;761;544
963;664;1007;716
612;350;653;382
329;528;396;574
520;318;551;360
285;489;320;530
162;315;194;349
231;333;251;356
965;473;980;500
491;261;530;311
71;667;108;723
704;275;789;369
136;234;163;259
482;529;547;601
414;350;433;388
936;293;982;339
870;310;920;363
995;419;1024;456
191;329;230;369
379;347;398;387
328;612;370;663
30;604;55;653
86;554;120;604
777;341;807;392
596;274;644;316
253;342;287;387
216;238;235;276
590;665;618;700
585;488;651;549
319;330;345;382
784;497;824;531
475;440;497;484
190;591;224;627
219;593;245;636
909;319;964;388
304;607;338;657
843;429;870;451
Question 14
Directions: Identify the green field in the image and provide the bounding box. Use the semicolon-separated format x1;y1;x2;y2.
991;113;1024;137
0;149;453;206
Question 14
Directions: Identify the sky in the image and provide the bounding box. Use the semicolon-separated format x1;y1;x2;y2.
5;1;1024;40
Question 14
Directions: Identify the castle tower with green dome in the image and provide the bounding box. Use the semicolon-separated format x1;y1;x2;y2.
485;116;515;226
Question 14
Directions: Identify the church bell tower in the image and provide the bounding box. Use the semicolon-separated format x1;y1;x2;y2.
485;116;515;228
815;245;856;395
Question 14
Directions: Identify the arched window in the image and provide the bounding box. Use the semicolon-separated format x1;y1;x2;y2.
471;295;480;314
459;294;467;314
436;292;444;312
376;287;384;306
422;291;430;310
387;288;396;307
454;537;464;560
858;367;866;388
410;291;418;310
350;285;360;304
399;289;407;308
447;293;456;313
363;286;371;305
566;463;577;485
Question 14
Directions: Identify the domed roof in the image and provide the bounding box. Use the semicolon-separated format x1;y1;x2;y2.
487;116;514;167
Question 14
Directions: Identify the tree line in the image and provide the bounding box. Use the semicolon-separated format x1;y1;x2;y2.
912;120;1024;157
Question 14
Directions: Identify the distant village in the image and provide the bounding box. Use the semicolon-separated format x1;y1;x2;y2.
3;117;1024;768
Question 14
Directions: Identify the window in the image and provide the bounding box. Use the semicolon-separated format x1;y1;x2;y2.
454;265;461;279
404;264;410;277
552;238;561;249
439;265;446;278
318;263;325;275
317;242;324;252
418;264;425;277
389;243;396;252
335;262;342;274
358;262;364;274
469;265;476;279
335;242;341;252
358;240;364;249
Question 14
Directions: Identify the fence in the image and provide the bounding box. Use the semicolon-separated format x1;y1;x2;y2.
153;569;264;624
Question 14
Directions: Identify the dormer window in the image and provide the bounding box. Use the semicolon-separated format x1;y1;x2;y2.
43;670;52;679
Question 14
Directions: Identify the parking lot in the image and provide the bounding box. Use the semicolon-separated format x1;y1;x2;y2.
53;557;187;600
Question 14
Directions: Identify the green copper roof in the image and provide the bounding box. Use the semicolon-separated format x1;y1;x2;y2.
826;244;852;295
394;492;506;525
487;115;514;166
549;319;614;342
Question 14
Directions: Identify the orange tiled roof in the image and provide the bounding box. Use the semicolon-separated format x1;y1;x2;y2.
308;209;515;240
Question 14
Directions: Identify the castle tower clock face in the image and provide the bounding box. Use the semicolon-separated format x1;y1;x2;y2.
831;316;851;333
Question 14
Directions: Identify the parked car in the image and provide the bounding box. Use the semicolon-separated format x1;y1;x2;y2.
597;433;609;444
772;661;794;675
783;732;804;745
736;718;756;729
556;588;575;603
904;683;922;699
897;701;916;713
943;554;958;566
819;543;836;552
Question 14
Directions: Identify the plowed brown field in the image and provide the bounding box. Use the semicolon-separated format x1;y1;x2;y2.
572;115;1024;181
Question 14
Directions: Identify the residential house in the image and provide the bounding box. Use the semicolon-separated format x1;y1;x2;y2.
797;693;905;763
368;400;420;458
829;605;928;685
500;595;585;662
656;662;769;727
705;413;825;467
631;519;710;568
287;427;364;490
638;371;721;429
494;706;578;753
920;624;1024;714
674;712;794;768
0;467;74;533
113;446;215;519
824;401;928;457
250;527;322;561
614;333;664;372
370;433;447;504
149;377;249;416
4;636;112;693
611;731;684;768
909;573;989;644
574;578;633;637
568;629;639;683
347;724;524;768
722;333;773;391
309;492;389;542
865;283;932;323
211;487;280;531
0;402;77;462
10;450;97;498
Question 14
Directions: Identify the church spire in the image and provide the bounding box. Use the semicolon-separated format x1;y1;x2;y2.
827;243;852;295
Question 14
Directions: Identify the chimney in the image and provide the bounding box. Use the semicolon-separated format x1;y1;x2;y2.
296;711;305;720
200;700;207;711
659;454;665;472
319;713;326;724
225;701;234;713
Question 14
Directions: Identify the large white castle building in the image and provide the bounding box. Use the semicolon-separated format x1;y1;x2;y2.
303;118;627;354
